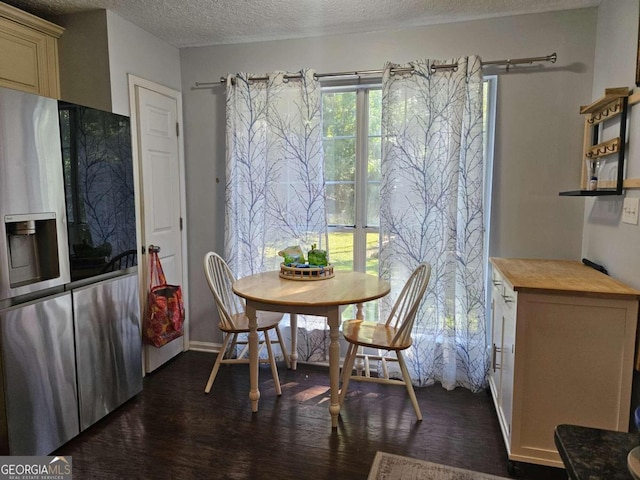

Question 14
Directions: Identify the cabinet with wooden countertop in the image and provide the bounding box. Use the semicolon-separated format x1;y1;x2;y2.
489;257;640;471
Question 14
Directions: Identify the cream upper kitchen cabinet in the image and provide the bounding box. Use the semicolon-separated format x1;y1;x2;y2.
489;258;640;472
0;2;63;98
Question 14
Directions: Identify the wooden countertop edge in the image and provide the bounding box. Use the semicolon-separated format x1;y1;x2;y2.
490;257;640;298
513;286;640;300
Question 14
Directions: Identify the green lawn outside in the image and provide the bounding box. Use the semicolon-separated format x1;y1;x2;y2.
328;231;381;321
327;231;379;274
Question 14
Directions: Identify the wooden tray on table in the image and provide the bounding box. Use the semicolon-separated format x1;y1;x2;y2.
279;263;334;281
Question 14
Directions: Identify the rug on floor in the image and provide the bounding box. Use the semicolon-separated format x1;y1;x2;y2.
367;451;510;480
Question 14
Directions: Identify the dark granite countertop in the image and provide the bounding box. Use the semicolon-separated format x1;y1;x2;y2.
555;424;639;480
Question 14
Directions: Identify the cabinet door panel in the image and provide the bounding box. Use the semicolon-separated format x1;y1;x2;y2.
489;272;514;446
488;293;503;399
0;6;62;98
499;309;515;439
0;19;47;94
512;293;635;464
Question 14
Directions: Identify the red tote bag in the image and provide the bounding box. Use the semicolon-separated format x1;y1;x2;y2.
143;250;185;347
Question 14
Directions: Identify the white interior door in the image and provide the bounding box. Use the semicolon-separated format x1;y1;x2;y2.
130;77;187;373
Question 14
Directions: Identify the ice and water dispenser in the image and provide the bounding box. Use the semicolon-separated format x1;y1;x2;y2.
0;86;71;303
4;213;60;289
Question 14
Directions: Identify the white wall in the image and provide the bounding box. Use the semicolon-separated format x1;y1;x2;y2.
55;10;181;116
582;0;640;289
55;10;112;111
106;11;181;116
179;9;597;343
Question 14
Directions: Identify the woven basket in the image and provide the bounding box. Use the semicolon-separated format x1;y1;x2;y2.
279;263;334;281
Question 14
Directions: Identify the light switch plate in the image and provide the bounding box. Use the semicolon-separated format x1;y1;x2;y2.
622;197;639;225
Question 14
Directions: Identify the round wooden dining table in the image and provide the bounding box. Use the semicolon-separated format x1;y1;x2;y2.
233;270;390;428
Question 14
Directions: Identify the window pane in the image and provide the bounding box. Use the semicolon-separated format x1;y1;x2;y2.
365;232;379;275
366;183;380;228
324;127;355;225
341;301;380;322
368;90;381;136
368;136;381;174
328;232;353;270
367;136;381;227
326;182;355;225
323;92;356;137
323;137;355;181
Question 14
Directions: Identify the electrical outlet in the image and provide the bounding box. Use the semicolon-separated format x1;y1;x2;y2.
622;197;639;225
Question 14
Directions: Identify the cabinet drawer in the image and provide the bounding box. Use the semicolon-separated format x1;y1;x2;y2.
492;270;518;310
501;282;517;315
491;270;505;300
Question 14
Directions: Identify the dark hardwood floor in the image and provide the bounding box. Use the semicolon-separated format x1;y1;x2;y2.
55;351;567;479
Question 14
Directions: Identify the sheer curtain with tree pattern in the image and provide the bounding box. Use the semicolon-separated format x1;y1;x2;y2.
224;70;330;362
225;70;327;276
379;56;487;392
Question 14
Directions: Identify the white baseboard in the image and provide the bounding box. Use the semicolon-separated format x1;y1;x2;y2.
188;341;222;353
186;341;333;371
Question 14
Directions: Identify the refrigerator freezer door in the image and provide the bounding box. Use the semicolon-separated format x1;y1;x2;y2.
0;87;70;301
73;273;143;431
0;292;79;455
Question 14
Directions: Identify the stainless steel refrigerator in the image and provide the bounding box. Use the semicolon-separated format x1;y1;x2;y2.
0;86;78;456
0;86;142;455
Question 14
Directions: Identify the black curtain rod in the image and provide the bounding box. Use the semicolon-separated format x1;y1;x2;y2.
194;52;557;87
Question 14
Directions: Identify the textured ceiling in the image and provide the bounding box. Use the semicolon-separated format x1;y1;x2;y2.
3;0;601;48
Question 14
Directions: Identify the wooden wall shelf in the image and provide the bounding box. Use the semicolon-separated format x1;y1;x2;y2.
559;189;621;197
585;137;620;159
560;87;639;196
579;87;629;114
